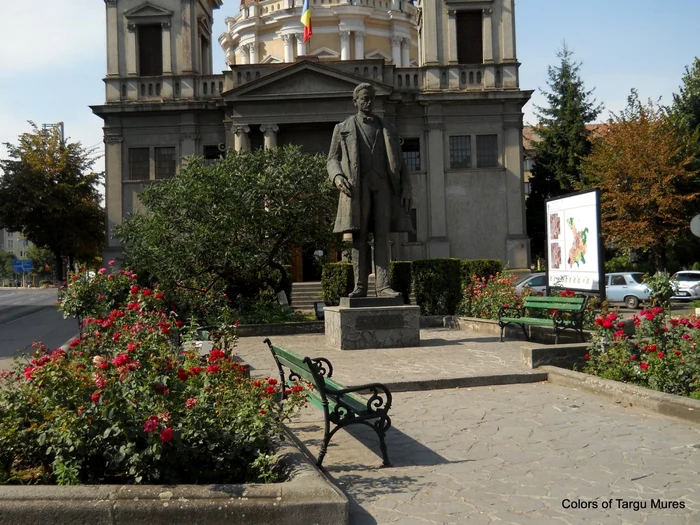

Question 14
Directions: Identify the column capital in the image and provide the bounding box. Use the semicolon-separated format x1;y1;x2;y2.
340;30;351;42
447;9;456;18
391;35;403;46
483;7;492;16
260;124;280;133
234;125;251;134
354;30;366;39
402;37;410;45
294;32;304;41
127;23;137;32
280;33;293;44
104;0;118;6
104;134;123;144
161;21;171;30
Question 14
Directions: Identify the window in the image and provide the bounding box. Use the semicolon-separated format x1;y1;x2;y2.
7;232;13;238
200;35;210;74
7;240;13;250
408;208;418;243
610;275;626;286
155;147;176;179
203;145;225;165
401;138;421;172
138;24;163;76
129;148;150;180
456;11;482;64
476;134;498;168
449;135;471;169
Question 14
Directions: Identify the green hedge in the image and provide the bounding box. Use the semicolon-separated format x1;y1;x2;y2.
412;258;463;315
389;261;412;304
321;262;354;306
460;259;503;290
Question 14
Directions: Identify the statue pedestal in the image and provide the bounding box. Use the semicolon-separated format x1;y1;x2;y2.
325;297;420;350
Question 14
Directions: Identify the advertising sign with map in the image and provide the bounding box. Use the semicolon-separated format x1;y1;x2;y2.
545;190;604;296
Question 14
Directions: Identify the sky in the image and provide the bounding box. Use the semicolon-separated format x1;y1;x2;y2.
1;0;699;182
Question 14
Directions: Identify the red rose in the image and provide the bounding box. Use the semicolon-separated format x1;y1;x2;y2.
675;351;682;356
185;397;197;409
583;353;590;360
155;292;164;299
657;352;664;359
160;427;174;443
177;368;189;381
209;349;226;361
265;386;276;394
188;366;203;376
175;320;184;327
259;410;266;415
143;289;152;296
130;285;139;293
206;365;220;374
602;320;614;329
143;416;159;433
267;378;278;385
629;355;637;361
649;344;658;352
91;391;101;403
112;353;130;367
640;362;649;371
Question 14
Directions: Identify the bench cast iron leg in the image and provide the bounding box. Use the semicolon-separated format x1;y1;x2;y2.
375;416;392;467
499;323;504;342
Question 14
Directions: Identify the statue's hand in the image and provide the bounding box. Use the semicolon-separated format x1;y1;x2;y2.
334;175;352;197
401;186;412;213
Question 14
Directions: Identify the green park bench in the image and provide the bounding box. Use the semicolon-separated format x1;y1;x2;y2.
498;295;589;344
264;338;392;468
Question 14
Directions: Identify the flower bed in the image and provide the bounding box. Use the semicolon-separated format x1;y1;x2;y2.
583;307;700;399
1;281;307;485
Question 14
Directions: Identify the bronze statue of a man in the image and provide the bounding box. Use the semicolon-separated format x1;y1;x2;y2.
327;83;413;298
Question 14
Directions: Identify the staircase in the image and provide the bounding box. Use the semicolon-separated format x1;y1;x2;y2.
291;275;417;311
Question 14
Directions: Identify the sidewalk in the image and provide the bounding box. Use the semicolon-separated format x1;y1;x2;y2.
237;328;700;525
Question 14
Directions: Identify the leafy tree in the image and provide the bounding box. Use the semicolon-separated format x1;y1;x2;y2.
0;123;104;283
0;252;16;283
26;246;55;279
583;90;700;272
671;57;700;135
116;145;339;306
526;44;603;258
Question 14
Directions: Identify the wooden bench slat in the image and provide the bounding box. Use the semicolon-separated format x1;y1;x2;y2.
275;355;317;385
498;295;588;344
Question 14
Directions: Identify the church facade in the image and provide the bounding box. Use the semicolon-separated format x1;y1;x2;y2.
93;0;532;280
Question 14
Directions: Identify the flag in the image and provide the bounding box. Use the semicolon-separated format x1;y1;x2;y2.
300;0;312;43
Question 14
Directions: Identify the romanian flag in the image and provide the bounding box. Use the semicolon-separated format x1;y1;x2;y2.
300;0;312;43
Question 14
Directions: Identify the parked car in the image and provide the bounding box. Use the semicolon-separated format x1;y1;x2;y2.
605;272;650;309
671;271;700;301
514;273;547;296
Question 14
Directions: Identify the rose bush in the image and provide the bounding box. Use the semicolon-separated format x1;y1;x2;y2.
0;286;307;485
583;307;700;398
461;272;524;319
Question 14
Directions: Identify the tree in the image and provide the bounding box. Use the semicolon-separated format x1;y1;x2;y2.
26;246;56;281
583;90;700;272
0;252;16;283
526;44;603;259
671;57;700;135
0;123;104;283
116;145;340;305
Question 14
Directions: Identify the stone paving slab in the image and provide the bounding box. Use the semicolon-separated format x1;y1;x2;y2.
286;383;700;525
234;328;544;389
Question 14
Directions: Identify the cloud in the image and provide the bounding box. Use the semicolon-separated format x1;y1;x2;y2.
0;1;104;76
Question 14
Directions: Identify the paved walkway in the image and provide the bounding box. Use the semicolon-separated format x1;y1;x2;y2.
237;328;700;525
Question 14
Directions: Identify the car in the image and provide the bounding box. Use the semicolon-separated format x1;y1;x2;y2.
605;272;651;309
670;271;700;301
514;273;547;296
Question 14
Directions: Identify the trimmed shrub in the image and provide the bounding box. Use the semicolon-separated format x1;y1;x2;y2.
389;261;412;304
412;258;462;315
321;262;354;306
460;259;503;290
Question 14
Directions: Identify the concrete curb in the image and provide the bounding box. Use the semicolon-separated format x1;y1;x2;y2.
542;366;700;425
0;439;348;525
521;342;589;369
455;316;592;345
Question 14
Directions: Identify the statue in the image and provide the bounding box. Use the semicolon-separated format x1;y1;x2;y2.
327;83;414;298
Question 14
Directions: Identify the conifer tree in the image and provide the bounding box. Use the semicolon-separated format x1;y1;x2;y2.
526;44;603;259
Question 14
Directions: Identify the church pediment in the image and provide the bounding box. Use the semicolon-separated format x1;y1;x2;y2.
224;60;392;102
124;2;174;20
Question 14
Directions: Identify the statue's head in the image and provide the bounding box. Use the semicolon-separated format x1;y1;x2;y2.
353;83;375;115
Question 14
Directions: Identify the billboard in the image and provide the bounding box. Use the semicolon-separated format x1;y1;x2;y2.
546;190;604;296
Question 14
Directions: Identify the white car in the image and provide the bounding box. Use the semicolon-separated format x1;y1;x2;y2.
671;271;700;301
514;273;547;296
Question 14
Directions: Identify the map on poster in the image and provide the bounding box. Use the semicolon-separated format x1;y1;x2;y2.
546;190;602;292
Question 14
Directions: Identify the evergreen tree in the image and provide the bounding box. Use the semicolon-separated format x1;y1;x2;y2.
526;44;603;259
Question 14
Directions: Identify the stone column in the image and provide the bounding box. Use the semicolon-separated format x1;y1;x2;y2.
401;37;410;67
340;31;351;61
281;34;294;62
105;0;119;77
260;124;279;149
103;132;123;250
482;8;494;63
247;42;258;64
425;119;450;257
502;0;516;61
295;33;306;57
238;46;249;65
161;22;172;74
447;10;458;64
180;131;198;157
421;0;438;65
391;36;402;66
126;23;137;76
180;0;194;73
503;114;529;268
234;125;251;151
354;31;365;60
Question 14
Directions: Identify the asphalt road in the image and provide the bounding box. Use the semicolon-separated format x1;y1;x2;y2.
0;289;78;360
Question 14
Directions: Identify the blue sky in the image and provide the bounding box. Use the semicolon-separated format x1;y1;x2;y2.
1;0;699;181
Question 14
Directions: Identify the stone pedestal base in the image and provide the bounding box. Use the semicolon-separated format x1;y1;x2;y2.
324;304;420;350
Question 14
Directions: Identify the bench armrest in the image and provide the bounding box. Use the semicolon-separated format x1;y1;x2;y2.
309;357;334;378
327;383;393;412
498;305;523;318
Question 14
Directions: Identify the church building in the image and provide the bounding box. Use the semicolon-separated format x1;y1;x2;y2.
92;0;532;280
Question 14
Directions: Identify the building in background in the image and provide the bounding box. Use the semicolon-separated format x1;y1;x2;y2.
93;0;532;280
